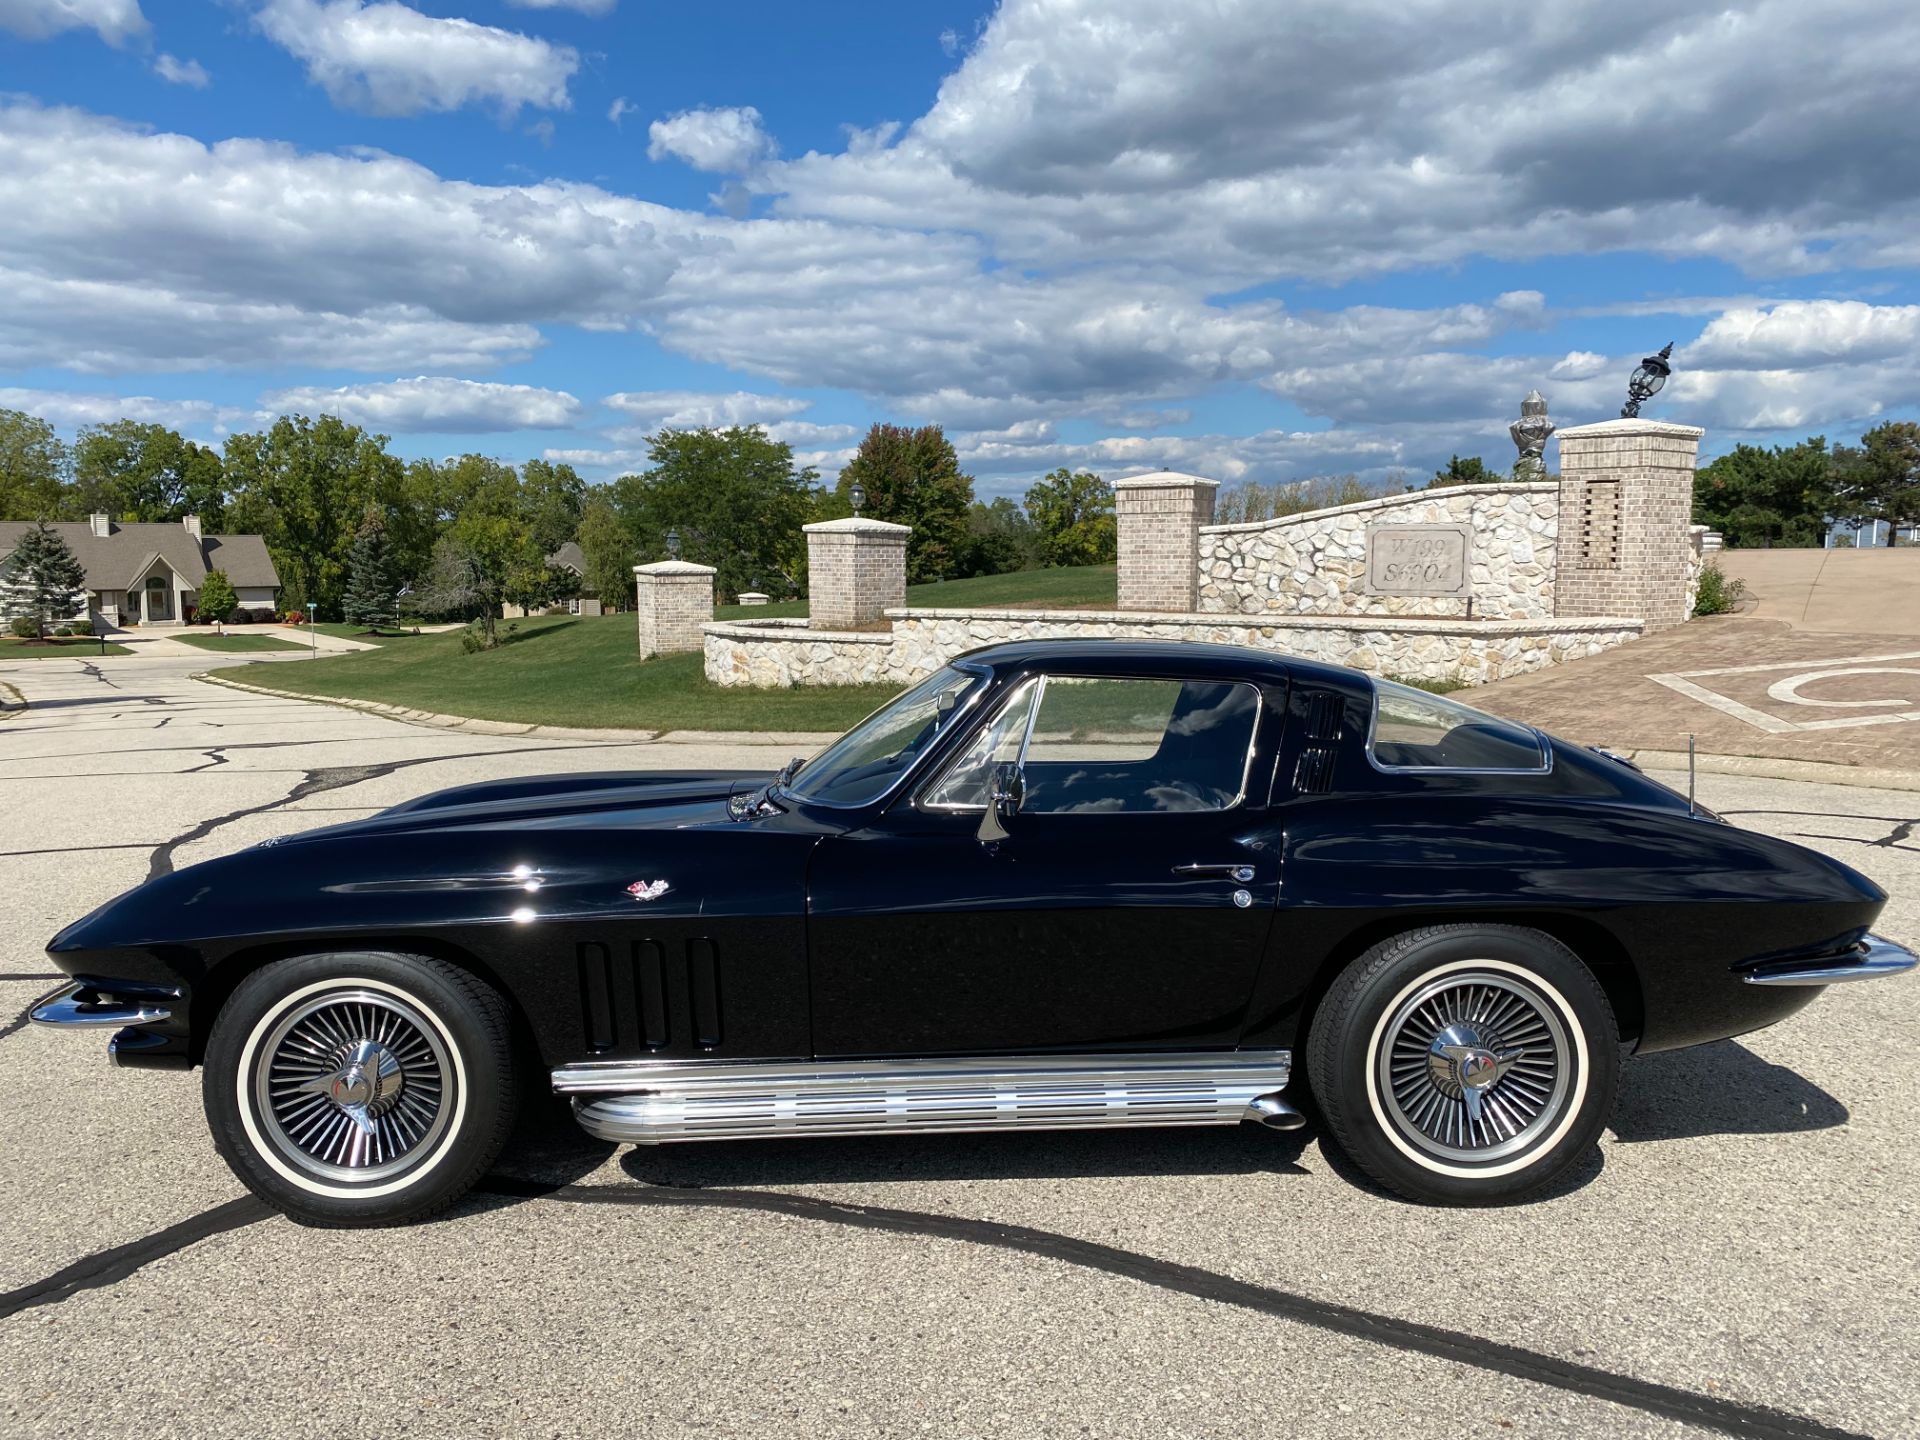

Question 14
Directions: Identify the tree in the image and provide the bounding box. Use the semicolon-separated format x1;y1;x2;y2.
1832;422;1920;540
836;424;975;582
955;497;1037;577
1024;468;1116;568
422;457;542;647
195;570;238;627
0;520;88;637
521;459;587;558
341;510;398;629
577;494;635;611
223;415;406;618
0;409;68;521
1429;455;1495;489
611;426;819;601
1214;474;1373;525
1692;439;1834;547
71;421;226;525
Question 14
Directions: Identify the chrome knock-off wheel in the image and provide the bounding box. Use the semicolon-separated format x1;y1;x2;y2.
255;990;452;1182
1376;971;1570;1163
207;954;515;1226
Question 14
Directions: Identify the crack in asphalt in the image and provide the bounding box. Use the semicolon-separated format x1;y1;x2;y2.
0;1174;1868;1440
142;741;631;883
76;663;119;690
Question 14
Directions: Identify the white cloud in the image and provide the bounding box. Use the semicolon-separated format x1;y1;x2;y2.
0;386;240;432
602;389;812;433
938;27;959;57
766;420;856;446
647;106;774;172
506;0;615;11
0;0;146;45
260;377;583;432
253;0;577;118
608;96;635;126
152;53;211;87
1686;300;1920;371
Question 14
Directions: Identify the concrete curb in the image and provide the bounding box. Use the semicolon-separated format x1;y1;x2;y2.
1627;748;1920;793
191;671;839;747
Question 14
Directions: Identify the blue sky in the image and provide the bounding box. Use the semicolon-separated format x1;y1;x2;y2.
4;0;1919;499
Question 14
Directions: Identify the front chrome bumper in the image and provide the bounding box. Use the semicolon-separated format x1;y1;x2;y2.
30;982;175;1028
1742;933;1919;987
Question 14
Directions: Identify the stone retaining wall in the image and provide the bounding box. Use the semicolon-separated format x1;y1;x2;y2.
1197;482;1560;620
704;607;1642;689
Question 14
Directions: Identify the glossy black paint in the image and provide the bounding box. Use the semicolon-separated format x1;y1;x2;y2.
47;641;1887;1076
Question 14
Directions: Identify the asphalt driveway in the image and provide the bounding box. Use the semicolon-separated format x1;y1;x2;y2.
2;653;1917;1440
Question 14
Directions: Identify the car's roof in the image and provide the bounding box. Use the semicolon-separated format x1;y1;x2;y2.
953;638;1373;691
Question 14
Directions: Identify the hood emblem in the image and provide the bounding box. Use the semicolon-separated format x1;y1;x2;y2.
626;879;670;902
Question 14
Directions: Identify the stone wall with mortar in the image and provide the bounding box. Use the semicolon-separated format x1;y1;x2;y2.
634;560;714;658
1115;472;1218;612
704;607;1642;689
1555;418;1704;633
804;516;909;629
1197;482;1561;620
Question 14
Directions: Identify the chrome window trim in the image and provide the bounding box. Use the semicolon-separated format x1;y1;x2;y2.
784;661;993;812
915;673;1263;816
914;673;1044;813
1362;679;1552;777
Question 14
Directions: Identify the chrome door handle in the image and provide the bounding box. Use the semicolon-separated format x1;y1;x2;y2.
1174;863;1256;883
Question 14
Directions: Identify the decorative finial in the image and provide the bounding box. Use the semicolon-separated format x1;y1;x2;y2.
1510;389;1555;481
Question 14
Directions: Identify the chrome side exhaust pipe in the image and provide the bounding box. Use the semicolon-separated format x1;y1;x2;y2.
1245;1093;1306;1131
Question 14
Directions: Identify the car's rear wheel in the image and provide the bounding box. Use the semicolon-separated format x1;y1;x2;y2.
203;952;516;1227
1305;925;1618;1204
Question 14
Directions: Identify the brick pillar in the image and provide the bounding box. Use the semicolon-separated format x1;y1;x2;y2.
633;560;715;657
1114;471;1218;613
803;517;910;629
1553;419;1703;633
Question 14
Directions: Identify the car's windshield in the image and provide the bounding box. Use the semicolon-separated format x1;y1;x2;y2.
783;666;984;807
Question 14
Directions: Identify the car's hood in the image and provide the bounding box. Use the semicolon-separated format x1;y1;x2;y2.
270;769;768;848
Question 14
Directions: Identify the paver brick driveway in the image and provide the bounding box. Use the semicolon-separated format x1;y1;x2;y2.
2;654;1917;1440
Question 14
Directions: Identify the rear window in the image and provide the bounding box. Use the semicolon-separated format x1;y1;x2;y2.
1367;682;1547;772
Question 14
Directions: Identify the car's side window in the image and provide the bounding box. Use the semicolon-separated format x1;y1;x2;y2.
1367;681;1547;771
920;676;1259;814
919;677;1040;809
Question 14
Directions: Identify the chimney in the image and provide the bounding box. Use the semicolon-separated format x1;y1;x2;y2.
182;514;203;540
90;513;110;538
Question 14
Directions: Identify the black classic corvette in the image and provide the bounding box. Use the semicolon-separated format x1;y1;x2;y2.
33;640;1916;1224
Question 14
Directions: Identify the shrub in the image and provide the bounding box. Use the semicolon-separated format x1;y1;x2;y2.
1694;560;1747;616
459;621;487;654
9;616;39;639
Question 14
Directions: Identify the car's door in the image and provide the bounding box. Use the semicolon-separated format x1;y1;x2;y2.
806;671;1285;1057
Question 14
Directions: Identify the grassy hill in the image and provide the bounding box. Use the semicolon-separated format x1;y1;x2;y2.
211;565;1118;733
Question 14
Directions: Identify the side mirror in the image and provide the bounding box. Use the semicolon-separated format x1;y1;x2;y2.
976;762;1025;845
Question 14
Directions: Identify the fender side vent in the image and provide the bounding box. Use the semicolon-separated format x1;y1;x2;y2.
1303;690;1344;740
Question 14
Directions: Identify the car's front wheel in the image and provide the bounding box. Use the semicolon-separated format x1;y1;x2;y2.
203;952;517;1226
1305;925;1619;1204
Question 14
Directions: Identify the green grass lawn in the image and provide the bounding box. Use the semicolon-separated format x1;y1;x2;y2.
211;566;1119;732
713;564;1116;620
173;632;310;653
209;615;900;731
0;635;133;658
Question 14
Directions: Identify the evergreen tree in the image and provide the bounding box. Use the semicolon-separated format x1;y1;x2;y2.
341;509;398;629
0;520;88;637
195;569;237;626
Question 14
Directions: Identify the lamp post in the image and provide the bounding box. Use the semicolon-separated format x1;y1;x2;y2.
665;527;681;560
395;584;411;634
849;482;866;518
1620;342;1675;419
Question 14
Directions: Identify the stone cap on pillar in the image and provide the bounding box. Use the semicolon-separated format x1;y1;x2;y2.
802;516;912;537
633;560;717;576
1557;418;1704;440
1111;470;1221;490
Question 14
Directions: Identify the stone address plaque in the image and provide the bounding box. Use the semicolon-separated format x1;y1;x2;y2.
1364;523;1473;597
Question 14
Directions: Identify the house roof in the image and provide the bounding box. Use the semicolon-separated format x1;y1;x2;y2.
548;541;586;574
0;520;281;591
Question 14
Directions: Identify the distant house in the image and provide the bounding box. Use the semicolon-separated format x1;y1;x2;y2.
0;514;280;630
1826;518;1920;548
504;541;603;618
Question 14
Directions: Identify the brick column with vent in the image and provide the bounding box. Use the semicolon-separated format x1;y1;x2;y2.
804;517;910;629
634;560;715;657
1114;471;1219;612
1553;418;1703;632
